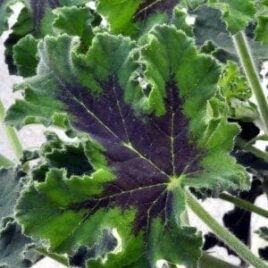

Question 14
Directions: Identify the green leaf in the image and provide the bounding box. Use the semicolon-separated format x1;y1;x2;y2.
0;168;25;222
255;1;268;44
192;6;268;70
13;34;38;77
218;61;258;121
14;25;248;267
4;0;92;77
0;169;40;267
184;0;256;34
97;0;180;35
0;0;17;34
53;6;96;50
0;220;39;268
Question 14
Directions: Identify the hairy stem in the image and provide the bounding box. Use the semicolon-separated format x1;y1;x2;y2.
199;253;242;268
0;153;14;168
236;137;268;163
233;31;268;133
220;193;268;219
186;190;268;268
0;99;23;159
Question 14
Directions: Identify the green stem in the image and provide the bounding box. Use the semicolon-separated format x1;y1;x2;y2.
220;193;268;219
233;31;268;134
236;137;268;163
0;153;14;168
185;190;268;268
0;99;23;159
199;253;242;268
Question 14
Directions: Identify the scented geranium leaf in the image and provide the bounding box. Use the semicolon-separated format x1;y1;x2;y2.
13;34;38;77
0;0;17;34
218;61;258;121
172;7;193;36
31;132;97;182
255;1;268;44
0;169;39;268
53;6;95;50
23;0;89;33
0;220;34;268
192;6;268;69
184;0;256;34
0;168;26;222
97;0;179;35
4;0;91;76
15;25;248;267
150;219;202;266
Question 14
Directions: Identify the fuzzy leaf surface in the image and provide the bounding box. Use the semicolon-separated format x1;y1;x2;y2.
255;0;268;44
0;0;17;34
14;25;248;267
192;6;268;69
0;169;25;222
97;0;180;35
184;0;256;34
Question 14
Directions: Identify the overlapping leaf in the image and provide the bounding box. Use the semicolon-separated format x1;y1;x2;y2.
5;0;93;76
0;0;17;34
183;0;256;34
97;0;180;35
255;0;268;44
191;6;268;70
0;169;39;267
13;25;249;267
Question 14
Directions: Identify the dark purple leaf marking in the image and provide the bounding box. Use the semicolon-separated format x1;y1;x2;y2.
30;0;60;31
58;74;203;231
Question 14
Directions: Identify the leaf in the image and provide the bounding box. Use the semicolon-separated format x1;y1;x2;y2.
14;25;248;267
23;0;89;33
218;61;258;121
53;6;96;50
0;168;25;222
13;34;38;77
31;132;96;182
97;0;179;35
191;6;268;70
0;0;17;34
0;220;38;268
255;0;268;44
4;0;91;76
0;169;41;267
184;0;256;34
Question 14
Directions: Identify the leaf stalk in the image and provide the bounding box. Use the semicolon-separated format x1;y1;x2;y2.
186;190;268;268
232;31;268;134
219;193;268;220
0;99;23;159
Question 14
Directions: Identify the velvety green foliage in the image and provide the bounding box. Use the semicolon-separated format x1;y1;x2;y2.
184;0;256;34
218;61;258;121
0;168;24;221
53;6;97;51
0;169;38;267
97;0;179;35
192;6;268;69
0;220;35;268
0;0;16;34
4;0;92;76
12;25;249;267
13;34;38;77
255;0;268;44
